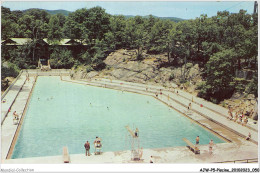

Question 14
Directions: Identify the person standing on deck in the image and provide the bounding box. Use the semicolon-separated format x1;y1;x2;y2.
13;111;19;120
84;141;90;156
150;156;154;163
209;139;214;154
188;103;192;110
26;73;30;82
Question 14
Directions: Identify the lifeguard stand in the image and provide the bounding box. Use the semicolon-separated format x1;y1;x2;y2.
125;125;140;161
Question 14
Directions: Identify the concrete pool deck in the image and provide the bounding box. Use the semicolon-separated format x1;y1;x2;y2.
1;74;35;161
1;71;258;164
2;143;258;164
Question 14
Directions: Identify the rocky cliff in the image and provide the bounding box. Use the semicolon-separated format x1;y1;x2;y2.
71;49;202;90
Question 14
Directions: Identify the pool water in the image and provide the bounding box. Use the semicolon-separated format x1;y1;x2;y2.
12;76;224;159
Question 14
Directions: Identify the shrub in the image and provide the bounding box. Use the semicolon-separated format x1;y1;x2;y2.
246;73;258;97
169;73;175;81
85;65;94;73
233;78;247;93
1;62;20;80
186;63;193;69
50;48;74;69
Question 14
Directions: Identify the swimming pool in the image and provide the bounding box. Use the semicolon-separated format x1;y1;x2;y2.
12;76;225;159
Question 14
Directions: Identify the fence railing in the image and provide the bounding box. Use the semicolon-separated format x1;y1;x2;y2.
215;158;258;163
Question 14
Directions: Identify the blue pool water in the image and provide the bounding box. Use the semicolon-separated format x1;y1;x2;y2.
12;76;224;159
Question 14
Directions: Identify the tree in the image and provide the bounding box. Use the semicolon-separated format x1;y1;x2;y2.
104;15;126;50
124;16;147;60
1;7;19;39
64;7;110;43
199;49;237;102
24;9;50;24
90;39;107;70
86;7;111;40
49;48;74;69
147;19;174;54
47;15;63;42
64;8;89;41
173;20;196;63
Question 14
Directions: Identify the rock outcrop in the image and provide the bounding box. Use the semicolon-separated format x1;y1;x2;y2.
72;49;202;89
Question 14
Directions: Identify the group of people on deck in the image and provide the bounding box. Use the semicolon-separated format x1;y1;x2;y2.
227;106;254;127
84;136;102;156
226;106;253;141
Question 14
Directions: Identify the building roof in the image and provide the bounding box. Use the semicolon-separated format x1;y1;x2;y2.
43;38;87;45
2;38;32;45
2;38;87;46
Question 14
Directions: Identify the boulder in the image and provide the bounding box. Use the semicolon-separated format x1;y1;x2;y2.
126;76;146;84
188;66;200;79
86;71;99;79
2;61;9;68
247;94;255;100
251;99;257;105
104;49;127;66
244;100;251;107
124;71;138;78
141;68;156;79
134;73;148;81
118;61;141;72
231;92;243;100
193;64;199;70
110;69;129;79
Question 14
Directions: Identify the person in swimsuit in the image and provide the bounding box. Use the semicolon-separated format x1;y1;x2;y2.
135;128;139;137
196;136;200;145
13;111;19;120
245;132;251;140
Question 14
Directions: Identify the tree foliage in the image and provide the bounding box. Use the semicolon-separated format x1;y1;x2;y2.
49;47;74;69
47;15;63;42
198;49;236;102
1;6;258;102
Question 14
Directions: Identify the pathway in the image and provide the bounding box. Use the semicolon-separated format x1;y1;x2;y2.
1;75;35;160
1;74;26;124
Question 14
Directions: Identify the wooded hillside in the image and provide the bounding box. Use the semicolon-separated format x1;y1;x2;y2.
1;6;258;103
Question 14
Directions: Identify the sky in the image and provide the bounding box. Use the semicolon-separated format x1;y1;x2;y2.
1;0;255;19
